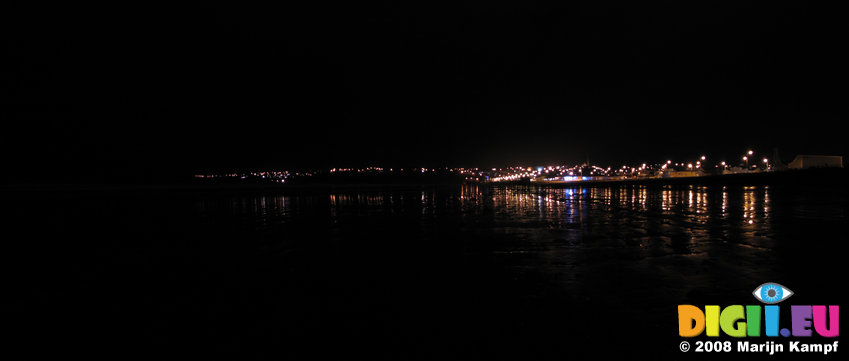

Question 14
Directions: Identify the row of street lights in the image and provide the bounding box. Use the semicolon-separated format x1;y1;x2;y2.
666;150;771;173
742;149;770;170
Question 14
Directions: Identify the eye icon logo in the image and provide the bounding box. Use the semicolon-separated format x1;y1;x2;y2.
753;283;793;304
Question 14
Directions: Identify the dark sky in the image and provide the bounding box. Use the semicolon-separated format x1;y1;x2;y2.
3;1;847;182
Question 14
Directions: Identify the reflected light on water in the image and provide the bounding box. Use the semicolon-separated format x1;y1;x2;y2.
199;185;775;257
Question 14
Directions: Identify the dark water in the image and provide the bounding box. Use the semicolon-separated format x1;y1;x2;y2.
3;184;846;359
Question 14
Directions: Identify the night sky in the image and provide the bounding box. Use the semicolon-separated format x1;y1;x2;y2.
4;1;846;182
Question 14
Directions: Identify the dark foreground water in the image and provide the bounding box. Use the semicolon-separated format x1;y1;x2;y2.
3;183;846;360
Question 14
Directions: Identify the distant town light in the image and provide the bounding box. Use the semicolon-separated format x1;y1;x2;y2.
763;158;769;163
748;150;754;155
700;156;706;161
743;156;748;161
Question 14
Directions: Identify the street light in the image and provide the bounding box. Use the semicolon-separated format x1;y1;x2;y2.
743;156;749;171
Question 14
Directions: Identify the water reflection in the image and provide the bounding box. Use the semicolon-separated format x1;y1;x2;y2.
455;185;769;235
198;194;295;230
200;186;777;245
11;182;840;360
178;183;847;353
198;185;780;291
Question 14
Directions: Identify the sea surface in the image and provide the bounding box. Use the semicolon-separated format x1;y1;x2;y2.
3;183;846;359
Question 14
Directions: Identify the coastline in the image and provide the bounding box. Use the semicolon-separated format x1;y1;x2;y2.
518;168;847;188
1;168;845;197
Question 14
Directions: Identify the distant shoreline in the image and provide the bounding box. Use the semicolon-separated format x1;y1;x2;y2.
1;168;844;196
506;168;847;188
